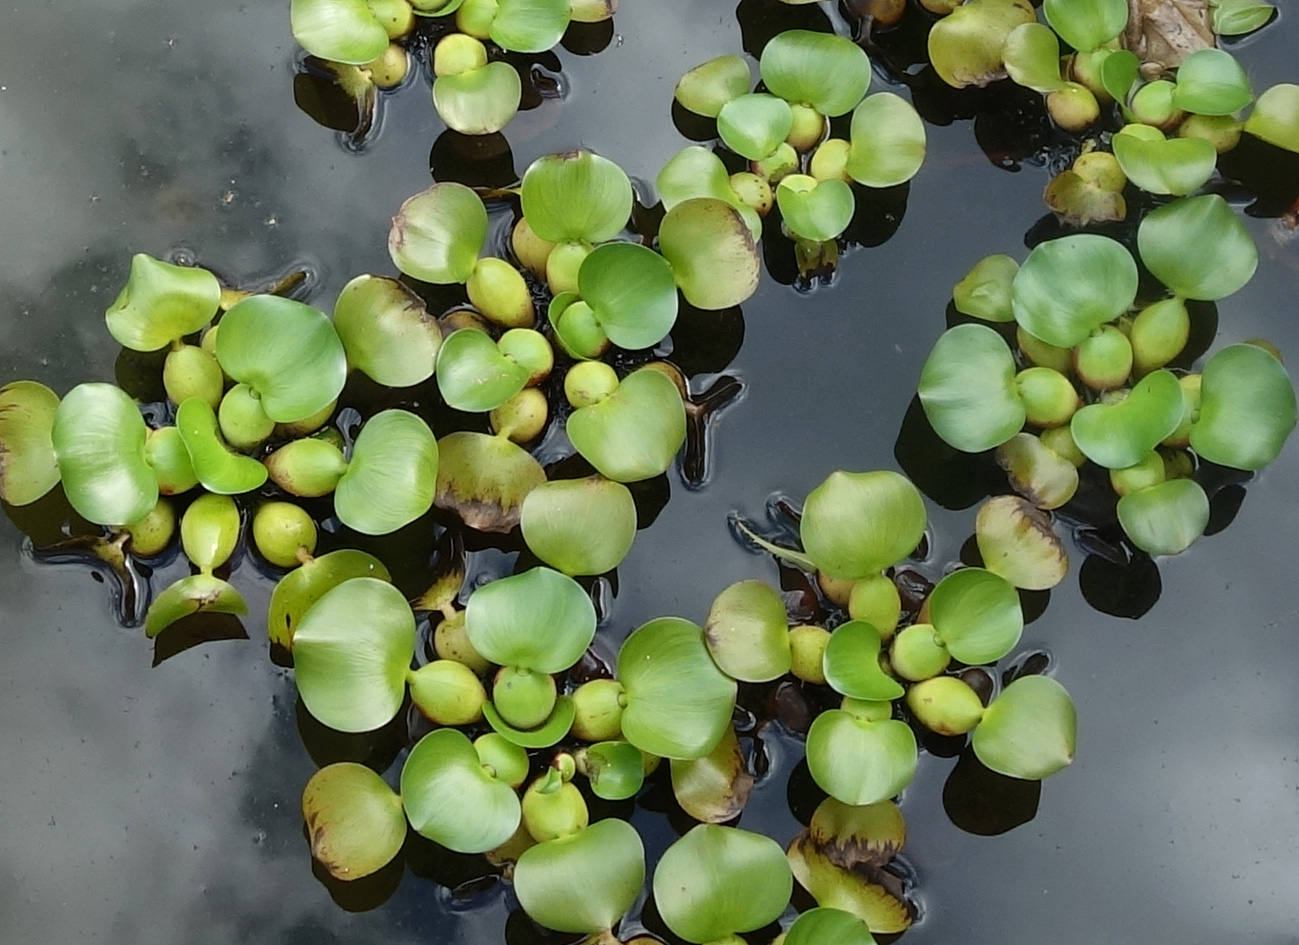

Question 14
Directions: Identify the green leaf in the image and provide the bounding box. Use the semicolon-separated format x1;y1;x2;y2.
520;476;637;576
333;274;441;387
1137;194;1258;301
703;580;792;683
388;182;489;284
290;0;390;64
335;409;438;535
1244;83;1299;153
784;908;878;945
292;577;415;733
578;242;679;350
675;54;751;117
928;567;1023;664
435;430;546;532
822;620;903;701
995;432;1080;510
482;695;576;748
51;383;157;526
652;825;793;944
669;725;753;823
717;93;795;161
776;175;855;242
521;151;632;244
618;617;737;761
144;573;247;639
515;819;645;933
435;328;530;412
972;674;1076;779
1003;23;1064;92
267;549;391;650
104;254;220;352
302;763;405;881
566;367;687;483
1212;1;1276;36
975;495;1069;590
582;742;646;801
465;567;596;672
1117;478;1210;555
1043;0;1128;52
174;398;268;495
846;93;930;189
1070;370;1185;469
432;62;523;136
655;147;762;237
786;835;912;934
490;0;569;52
952;255;1018;323
801;470;927;580
400;728;522;853
1190;343;1297;470
1011;234;1138;347
927;0;1037;89
918;323;1026;453
144;427;199;495
759;30;871;117
658;197;762;310
1100;48;1140;102
179;493;240;570
805;711;917;806
1111;124;1217;196
1172;49;1253;116
0;381;60;506
215;296;347;423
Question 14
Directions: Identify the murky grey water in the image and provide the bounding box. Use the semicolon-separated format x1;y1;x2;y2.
1;1;1297;943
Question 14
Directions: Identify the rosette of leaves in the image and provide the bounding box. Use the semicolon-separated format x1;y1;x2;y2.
143;493;247;637
465;567;596;747
652;824;793;944
513;818;645;935
566;366;687;482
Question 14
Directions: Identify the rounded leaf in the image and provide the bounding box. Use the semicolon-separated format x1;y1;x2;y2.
1244;83;1299;153
292;577;416;733
658;197;761;310
975;495;1068;590
267;549;391;650
104;254;220;352
918;323;1025;453
717;93;795;161
290;0;389;64
822;620;904;701
845;92;926;188
520;476;637;576
776;175;855;242
1111;124;1216;196
618;617;737;761
335;409;438;535
675;54;751;118
1043;0;1128;53
1137;194;1258;301
652;825;793;944
52;383;156;526
0;381;60;506
490;0;569;52
400;728;522;853
435;430;546;532
578;242;679;350
928;567;1023;665
1011;234;1138;348
801;470;927;580
995;432;1080;510
805;711;917;806
436;329;530;412
760;30;871;117
1070;369;1184;469
466;567;596;672
566;367;687;483
1190;343;1297;470
704;580;792;683
582;742;645;801
515;819;646;933
1117;478;1210;556
1003;23;1064;93
521;151;632;244
174;397;268;495
927;0;1036;89
786;835;911;934
1172;49;1253;116
302;763;405;881
669;725;753;823
334;275;440;387
785;908;878;945
972;674;1077;780
433;62;522;136
483;695;576;748
953;254;1018;322
144;573;247;639
389;182;489;284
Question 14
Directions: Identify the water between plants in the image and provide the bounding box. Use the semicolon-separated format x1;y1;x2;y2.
0;1;1296;943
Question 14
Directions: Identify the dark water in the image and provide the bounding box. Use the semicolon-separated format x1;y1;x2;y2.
2;2;1297;943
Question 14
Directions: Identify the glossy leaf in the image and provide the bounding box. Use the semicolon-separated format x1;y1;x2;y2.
1190;343;1297;470
292;577;416;733
174;398;268;495
658;197;761;310
179;493;240;571
520;476;637;576
333;274;441;387
144;427;199;495
618;617;737;760
822;621;903;701
514;819;645;933
652;825;793;944
927;0;1036;89
952;255;1017;323
760;30;871;117
675;54;751;117
717;93;795;161
51;383;157;526
785;908;878;945
104;253;220;352
805;711;917;806
582;741;645;801
1117;478;1210;555
302;763;405;881
670;725;753;823
806;797;906;868
1111;123;1216;195
1043;0;1128;52
918;324;1025;453
290;0;389;64
490;0;569;53
777;175;854;242
1011;234;1138;347
267;549;391;650
0;381;60;506
433;62;523;136
996;432;1080;510
1213;1;1276;36
1244;83;1299;153
436;329;530;412
928;567;1023;664
388;182;489;284
215;296;347;423
567;368;687;483
144;573;247;638
1136;194;1258;301
1003;23;1064;92
1100;48;1140;102
401;728;522;853
801;470;927;580
578;242;679;350
655;147;762;237
845;93;926;188
972;674;1076;779
1172;49;1253;116
435;430;546;532
1070;370;1184;469
786;835;911;934
335;409;438;535
975;495;1068;590
482;695;576;748
465;567;596;672
521;151;632;244
703;579;792;683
